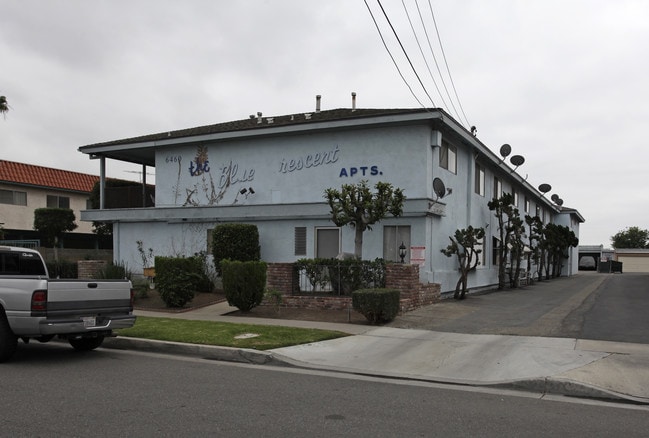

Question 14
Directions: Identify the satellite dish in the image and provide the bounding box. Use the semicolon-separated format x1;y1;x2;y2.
556;198;564;206
551;194;560;203
509;155;525;166
432;178;446;199
538;183;552;194
499;144;511;158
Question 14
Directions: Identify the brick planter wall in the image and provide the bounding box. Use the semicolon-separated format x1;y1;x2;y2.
77;260;108;279
266;262;440;313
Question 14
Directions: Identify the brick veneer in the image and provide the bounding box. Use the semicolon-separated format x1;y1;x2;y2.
265;262;440;313
77;260;108;279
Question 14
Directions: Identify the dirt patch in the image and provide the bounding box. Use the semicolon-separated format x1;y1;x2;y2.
134;289;370;324
226;306;370;325
133;289;226;313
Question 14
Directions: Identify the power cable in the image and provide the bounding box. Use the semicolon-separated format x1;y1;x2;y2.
375;0;437;107
363;0;428;108
427;0;471;127
400;0;449;110
413;0;462;123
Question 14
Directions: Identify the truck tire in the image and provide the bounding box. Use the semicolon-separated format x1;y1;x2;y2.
0;312;18;363
69;335;105;351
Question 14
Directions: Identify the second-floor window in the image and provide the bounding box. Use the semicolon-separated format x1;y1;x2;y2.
0;189;27;206
47;195;70;209
493;177;502;199
439;142;457;174
474;163;485;196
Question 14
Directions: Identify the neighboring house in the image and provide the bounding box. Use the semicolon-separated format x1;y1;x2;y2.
614;248;649;273
78;103;584;294
0;159;109;249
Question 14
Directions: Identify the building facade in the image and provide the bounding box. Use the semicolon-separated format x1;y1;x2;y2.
79;106;583;293
0;160;107;249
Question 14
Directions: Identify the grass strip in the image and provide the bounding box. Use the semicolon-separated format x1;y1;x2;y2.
116;316;349;350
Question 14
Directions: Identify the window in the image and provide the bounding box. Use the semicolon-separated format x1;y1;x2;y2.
536;205;542;218
0;189;27;206
474;163;485;196
383;226;411;263
0;251;46;276
512;190;519;208
47;195;70;209
439;142;457;174
493;177;502;199
492;236;501;266
524;196;530;213
294;227;307;256
474;237;485;268
315;228;340;258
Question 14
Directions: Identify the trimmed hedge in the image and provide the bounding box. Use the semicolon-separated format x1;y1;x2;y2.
212;223;261;274
154;255;213;308
352;288;400;324
222;260;267;312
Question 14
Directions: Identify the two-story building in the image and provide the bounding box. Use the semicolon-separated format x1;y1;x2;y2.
79;103;584;294
0;160;108;249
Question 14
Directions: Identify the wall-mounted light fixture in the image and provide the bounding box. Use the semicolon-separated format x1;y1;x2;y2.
399;242;407;264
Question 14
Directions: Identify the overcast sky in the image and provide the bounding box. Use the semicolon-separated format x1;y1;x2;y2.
1;0;647;247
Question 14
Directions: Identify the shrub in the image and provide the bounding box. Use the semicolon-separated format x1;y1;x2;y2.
212;224;260;274
352;288;400;324
46;260;78;279
154;255;213;308
97;261;132;280
295;258;386;294
222;260;267;312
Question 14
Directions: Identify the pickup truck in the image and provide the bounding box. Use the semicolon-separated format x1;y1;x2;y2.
0;246;136;362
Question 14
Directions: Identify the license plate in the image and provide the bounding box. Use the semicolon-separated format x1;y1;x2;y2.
82;317;96;328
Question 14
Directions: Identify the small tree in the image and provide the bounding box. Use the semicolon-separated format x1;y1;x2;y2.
611;226;649;249
525;215;546;281
441;226;485;299
33;208;77;261
324;180;405;259
487;193;516;290
544;223;579;278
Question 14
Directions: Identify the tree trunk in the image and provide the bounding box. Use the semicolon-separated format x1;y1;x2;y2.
354;227;363;259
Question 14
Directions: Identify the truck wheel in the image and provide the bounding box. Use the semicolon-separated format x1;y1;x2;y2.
0;312;18;363
69;335;105;351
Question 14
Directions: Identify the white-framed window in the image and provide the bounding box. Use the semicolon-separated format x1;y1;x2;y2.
315;227;341;258
439;141;457;174
493;177;502;199
524;196;530;213
512;189;519;208
47;195;70;209
475;163;485;196
0;189;27;206
474;236;485;268
383;225;411;263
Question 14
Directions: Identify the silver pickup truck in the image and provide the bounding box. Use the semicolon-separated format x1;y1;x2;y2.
0;246;136;362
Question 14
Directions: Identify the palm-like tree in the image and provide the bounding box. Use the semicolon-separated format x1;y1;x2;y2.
0;95;8;118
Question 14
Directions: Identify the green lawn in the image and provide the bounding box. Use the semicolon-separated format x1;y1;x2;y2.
116;316;349;350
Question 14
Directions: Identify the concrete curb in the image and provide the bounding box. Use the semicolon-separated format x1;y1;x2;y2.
104;337;277;365
104;336;649;404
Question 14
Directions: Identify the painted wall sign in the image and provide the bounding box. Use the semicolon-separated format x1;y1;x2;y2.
279;145;340;173
338;166;382;177
219;161;255;189
189;146;210;176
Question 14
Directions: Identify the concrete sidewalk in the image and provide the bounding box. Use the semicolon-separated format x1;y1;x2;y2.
106;301;649;404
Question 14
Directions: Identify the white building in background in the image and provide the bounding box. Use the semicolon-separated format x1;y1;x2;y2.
79;101;584;294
